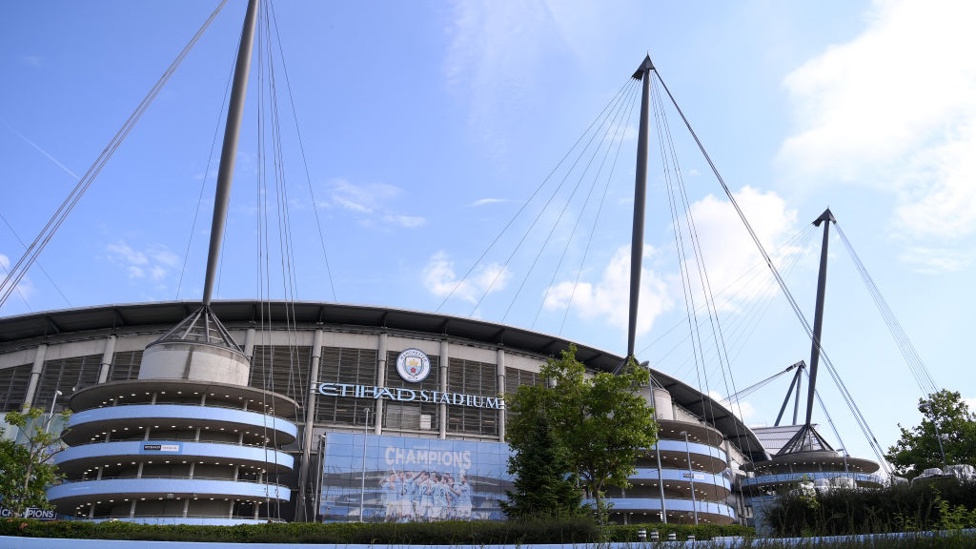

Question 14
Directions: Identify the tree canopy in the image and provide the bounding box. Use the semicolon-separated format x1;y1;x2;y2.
504;346;658;521
885;389;976;478
0;407;67;515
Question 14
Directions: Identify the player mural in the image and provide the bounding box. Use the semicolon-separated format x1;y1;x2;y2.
319;432;513;523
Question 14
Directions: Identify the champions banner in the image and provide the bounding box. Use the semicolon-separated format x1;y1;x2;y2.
319;432;513;523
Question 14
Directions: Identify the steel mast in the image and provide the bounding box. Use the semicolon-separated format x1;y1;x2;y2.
626;55;654;362
202;0;260;306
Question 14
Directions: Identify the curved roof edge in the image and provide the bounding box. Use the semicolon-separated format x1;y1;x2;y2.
0;299;767;459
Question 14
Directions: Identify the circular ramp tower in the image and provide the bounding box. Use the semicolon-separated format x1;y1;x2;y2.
48;306;299;524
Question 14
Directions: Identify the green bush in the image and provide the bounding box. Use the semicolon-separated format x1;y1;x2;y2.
0;517;751;544
766;478;976;537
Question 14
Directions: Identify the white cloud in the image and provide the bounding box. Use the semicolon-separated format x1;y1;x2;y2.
322;179;426;229
107;242;179;282
965;397;976;412
544;245;672;335
423;251;511;303
778;0;976;249
683;186;801;312
541;187;798;336
710;390;756;422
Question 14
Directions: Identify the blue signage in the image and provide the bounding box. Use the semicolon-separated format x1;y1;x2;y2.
319;432;513;523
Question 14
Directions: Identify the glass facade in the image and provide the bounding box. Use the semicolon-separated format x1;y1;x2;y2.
319;432;512;522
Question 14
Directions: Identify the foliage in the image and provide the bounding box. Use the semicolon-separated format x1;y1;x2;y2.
500;397;583;519
0;517;754;543
0;408;69;516
504;345;658;522
766;477;976;537
886;389;976;479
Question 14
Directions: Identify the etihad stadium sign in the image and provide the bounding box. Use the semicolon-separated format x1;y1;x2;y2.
314;382;505;410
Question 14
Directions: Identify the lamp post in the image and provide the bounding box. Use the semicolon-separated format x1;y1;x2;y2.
359;407;370;522
45;390;63;433
679;430;698;525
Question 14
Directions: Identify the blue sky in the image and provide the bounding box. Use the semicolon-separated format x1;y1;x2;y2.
2;1;975;466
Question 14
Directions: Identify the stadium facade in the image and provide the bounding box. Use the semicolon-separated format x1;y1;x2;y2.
0;300;772;525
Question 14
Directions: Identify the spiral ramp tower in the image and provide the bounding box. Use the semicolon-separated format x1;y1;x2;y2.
47;306;299;524
602;380;765;525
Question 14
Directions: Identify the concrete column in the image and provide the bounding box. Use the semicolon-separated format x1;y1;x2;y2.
375;333;387;435
439;339;448;439
23;344;47;409
496;348;506;442
296;329;324;522
98;334;118;385
97;335;117;384
243;326;257;361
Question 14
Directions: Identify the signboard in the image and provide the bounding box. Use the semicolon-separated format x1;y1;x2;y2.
141;442;182;454
315;382;504;410
0;505;56;520
319;432;513;523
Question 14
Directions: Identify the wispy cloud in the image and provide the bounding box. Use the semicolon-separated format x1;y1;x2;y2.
898;246;973;274
469;198;511;207
321;179;427;229
106;242;180;283
777;0;976;266
443;1;565;158
19;54;42;68
423;251;510;304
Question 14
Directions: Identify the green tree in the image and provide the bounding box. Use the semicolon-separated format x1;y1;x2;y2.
505;345;658;521
886;389;976;478
0;407;68;515
502;387;583;519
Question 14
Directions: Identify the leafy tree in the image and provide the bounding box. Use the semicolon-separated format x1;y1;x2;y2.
886;389;976;478
505;345;658;521
0;407;68;515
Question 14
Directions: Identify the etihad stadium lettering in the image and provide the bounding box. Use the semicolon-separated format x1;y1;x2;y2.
315;382;504;410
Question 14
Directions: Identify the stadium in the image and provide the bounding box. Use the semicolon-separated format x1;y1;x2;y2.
0;300;770;525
